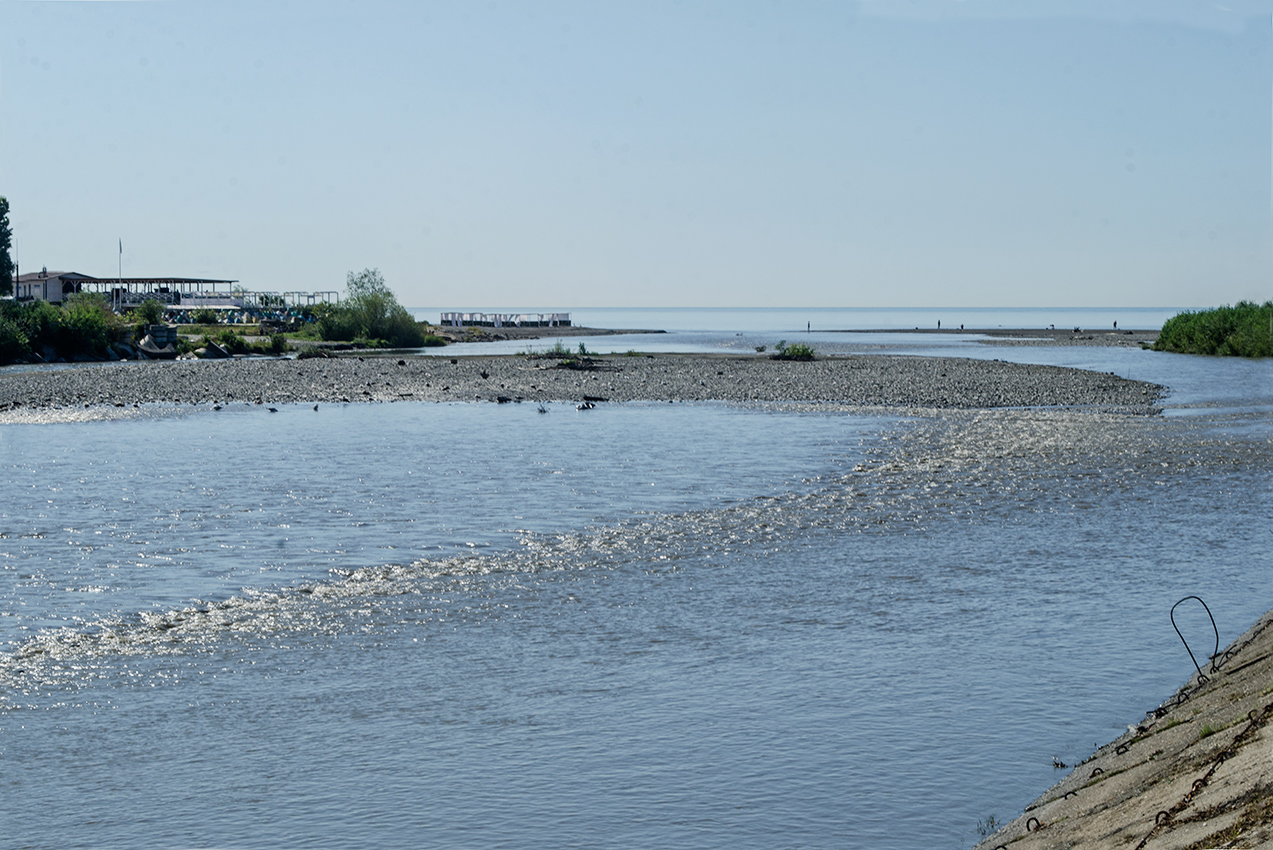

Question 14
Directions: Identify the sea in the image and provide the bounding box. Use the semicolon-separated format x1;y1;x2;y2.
2;307;1270;849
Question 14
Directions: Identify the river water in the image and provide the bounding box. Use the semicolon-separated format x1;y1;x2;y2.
2;309;1270;849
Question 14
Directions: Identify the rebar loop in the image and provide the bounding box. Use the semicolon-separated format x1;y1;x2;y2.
1170;596;1219;682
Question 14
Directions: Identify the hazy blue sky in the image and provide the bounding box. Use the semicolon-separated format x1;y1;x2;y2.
1;0;1269;309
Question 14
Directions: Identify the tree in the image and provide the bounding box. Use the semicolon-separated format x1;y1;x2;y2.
0;196;13;297
318;268;425;347
347;267;391;302
136;298;164;325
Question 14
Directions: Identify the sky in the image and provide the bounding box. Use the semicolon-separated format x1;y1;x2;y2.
1;0;1270;310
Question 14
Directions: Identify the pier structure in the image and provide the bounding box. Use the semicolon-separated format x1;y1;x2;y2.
440;312;571;328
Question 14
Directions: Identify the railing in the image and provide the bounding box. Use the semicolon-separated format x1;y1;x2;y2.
440;312;571;328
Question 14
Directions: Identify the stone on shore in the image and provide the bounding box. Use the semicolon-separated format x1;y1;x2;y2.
0;353;1165;420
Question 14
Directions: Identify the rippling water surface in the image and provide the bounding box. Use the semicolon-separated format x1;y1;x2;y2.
2;323;1271;849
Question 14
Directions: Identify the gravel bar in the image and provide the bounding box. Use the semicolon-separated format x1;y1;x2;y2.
0;353;1165;419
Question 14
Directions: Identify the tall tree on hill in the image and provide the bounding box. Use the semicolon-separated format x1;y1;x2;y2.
0;196;13;297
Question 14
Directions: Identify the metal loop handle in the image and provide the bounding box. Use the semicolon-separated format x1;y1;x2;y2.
1171;596;1220;680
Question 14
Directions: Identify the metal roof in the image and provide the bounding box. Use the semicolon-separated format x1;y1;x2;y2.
16;271;237;285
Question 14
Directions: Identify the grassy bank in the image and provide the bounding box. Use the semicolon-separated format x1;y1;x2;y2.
1153;301;1273;357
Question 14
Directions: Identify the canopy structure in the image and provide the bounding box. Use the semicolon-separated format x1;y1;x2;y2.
13;269;337;313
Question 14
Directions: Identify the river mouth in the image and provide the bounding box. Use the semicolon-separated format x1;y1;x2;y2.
1;349;1269;849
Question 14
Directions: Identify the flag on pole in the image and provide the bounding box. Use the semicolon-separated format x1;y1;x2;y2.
119;238;122;255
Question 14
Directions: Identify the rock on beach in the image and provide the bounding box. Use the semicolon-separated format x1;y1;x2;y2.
0;353;1164;419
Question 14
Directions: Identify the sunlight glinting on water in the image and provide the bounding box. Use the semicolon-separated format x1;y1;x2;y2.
1;333;1271;849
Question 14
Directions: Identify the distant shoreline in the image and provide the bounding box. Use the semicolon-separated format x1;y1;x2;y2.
434;324;1158;348
826;327;1160;347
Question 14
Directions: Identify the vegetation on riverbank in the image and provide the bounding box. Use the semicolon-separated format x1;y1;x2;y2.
1153;301;1273;357
195;329;290;357
0;266;447;364
771;340;817;361
306;268;445;349
0;294;126;362
0;295;299;363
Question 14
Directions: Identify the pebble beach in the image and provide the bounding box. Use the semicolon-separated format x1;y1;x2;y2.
0;350;1165;421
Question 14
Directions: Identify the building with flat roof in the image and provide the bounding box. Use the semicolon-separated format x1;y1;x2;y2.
13;268;337;314
16;268;238;310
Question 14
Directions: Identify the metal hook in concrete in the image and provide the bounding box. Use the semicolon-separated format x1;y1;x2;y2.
1171;596;1219;681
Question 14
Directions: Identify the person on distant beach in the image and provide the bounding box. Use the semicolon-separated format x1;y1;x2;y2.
937;320;941;329
1113;320;1118;330
807;321;810;333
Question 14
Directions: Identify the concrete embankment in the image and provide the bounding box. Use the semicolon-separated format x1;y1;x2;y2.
0;352;1164;421
976;608;1273;850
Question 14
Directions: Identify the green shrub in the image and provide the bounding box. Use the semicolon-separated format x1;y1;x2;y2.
59;293;121;355
256;333;290;355
135;298;165;325
315;269;428;347
525;340;572;359
0;315;29;360
315;304;362;343
191;307;220;325
1154;301;1273;357
214;329;252;354
771;340;817;361
13;299;63;351
0;296;126;360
